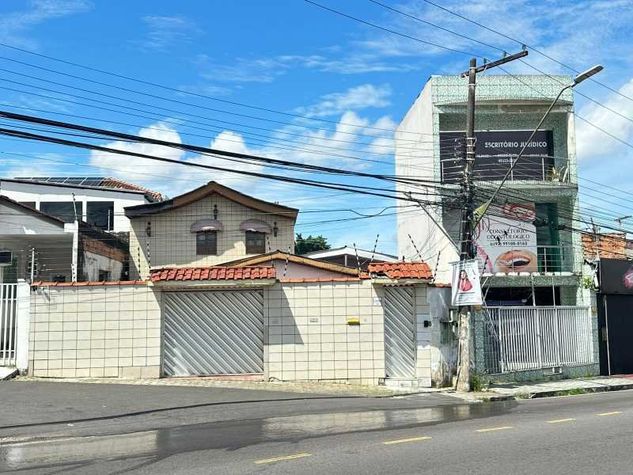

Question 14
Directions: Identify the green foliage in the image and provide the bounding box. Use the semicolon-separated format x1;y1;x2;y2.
471;373;489;392
295;233;331;255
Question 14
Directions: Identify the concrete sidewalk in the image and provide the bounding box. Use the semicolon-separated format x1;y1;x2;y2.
471;375;633;401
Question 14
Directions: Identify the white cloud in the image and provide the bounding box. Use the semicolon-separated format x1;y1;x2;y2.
576;78;633;160
296;84;392;118
138;15;201;51
0;0;91;49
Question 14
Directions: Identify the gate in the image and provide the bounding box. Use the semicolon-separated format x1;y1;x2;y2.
481;306;594;374
162;290;264;376
383;286;416;379
598;294;633;375
0;284;18;367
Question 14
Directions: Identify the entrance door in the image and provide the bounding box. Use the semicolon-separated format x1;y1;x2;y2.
599;294;633;375
383;287;417;379
163;290;264;376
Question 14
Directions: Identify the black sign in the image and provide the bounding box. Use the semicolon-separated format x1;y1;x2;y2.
439;130;554;183
599;259;633;295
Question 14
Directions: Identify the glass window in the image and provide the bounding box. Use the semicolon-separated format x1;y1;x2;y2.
87;201;114;230
196;231;217;255
245;231;266;254
40;202;83;223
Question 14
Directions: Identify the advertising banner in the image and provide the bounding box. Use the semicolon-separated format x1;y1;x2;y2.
475;203;538;274
599;259;633;295
439;130;553;183
451;259;483;306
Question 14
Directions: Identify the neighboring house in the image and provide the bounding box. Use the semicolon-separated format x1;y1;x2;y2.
223;251;360;280
0;177;163;234
124;181;298;279
303;246;399;271
582;232;633;260
0;196;128;283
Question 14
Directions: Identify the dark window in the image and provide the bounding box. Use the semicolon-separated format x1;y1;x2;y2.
87;201;114;230
196;231;217;255
245;231;266;254
19;202;36;209
40;201;83;223
98;270;111;281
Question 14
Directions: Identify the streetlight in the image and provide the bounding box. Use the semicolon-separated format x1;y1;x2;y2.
474;65;604;226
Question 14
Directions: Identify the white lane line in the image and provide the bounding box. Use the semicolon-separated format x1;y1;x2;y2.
476;426;513;433
597;411;623;416
383;436;432;445
254;453;312;464
547;418;576;424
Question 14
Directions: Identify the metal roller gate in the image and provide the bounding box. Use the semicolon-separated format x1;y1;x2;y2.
162;290;264;376
383;286;417;379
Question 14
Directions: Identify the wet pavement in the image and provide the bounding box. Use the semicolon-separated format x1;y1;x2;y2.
1;381;631;474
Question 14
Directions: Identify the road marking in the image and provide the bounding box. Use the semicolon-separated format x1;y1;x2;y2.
476;426;513;433
547;418;576;424
254;453;312;464
383;436;432;445
597;411;622;416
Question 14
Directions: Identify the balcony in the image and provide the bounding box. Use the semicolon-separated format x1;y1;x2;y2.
481;245;576;276
441;157;570;184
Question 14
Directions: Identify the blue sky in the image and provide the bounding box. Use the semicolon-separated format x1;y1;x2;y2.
0;0;632;254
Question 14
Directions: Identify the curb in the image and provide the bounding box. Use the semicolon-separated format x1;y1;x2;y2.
480;382;633;401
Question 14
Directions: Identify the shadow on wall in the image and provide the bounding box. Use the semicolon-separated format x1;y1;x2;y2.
429;287;457;387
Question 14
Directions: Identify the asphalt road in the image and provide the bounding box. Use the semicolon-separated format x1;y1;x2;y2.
1;382;632;474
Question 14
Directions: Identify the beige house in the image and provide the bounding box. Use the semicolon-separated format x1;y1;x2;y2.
125;182;298;279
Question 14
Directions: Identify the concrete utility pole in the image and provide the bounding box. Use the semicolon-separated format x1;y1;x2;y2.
455;51;528;392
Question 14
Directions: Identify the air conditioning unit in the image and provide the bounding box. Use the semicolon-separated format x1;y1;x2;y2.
0;250;12;266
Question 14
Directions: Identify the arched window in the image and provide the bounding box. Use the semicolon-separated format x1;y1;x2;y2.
196;231;217;255
240;219;270;254
191;219;223;256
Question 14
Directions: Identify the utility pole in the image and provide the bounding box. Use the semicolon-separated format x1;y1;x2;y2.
455;50;528;392
456;58;477;392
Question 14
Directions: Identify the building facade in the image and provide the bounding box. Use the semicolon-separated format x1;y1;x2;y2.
0;177;162;233
125;182;298;280
396;74;586;307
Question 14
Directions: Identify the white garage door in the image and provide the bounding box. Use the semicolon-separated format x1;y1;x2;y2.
163;290;264;376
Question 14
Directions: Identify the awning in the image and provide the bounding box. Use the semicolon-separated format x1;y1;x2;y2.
190;219;224;233
239;219;272;233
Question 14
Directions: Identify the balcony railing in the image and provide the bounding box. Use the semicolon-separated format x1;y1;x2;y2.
479;306;594;374
481;245;575;275
441;157;570;184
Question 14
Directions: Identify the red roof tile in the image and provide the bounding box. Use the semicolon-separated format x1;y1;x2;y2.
367;262;432;280
150;266;276;282
31;281;147;287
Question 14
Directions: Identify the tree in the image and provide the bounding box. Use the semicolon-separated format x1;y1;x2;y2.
295;233;331;255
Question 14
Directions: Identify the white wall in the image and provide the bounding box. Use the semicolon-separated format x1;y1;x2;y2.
0;181;148;232
82;251;124;281
29;284;161;378
395;80;459;283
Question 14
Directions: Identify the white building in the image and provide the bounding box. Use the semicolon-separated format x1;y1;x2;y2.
0;177;163;233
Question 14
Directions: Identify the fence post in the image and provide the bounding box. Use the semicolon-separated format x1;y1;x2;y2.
15;280;31;373
535;307;543;369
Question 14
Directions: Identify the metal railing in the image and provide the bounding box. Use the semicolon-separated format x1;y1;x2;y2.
0;283;18;366
481;306;594;374
480;245;573;274
441;157;569;184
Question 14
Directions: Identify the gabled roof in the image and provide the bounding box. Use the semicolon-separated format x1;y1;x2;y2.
368;262;433;280
0;195;65;227
303;245;398;261
150;266;276;282
7;176;164;202
223;251;360;276
125;181;298;219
